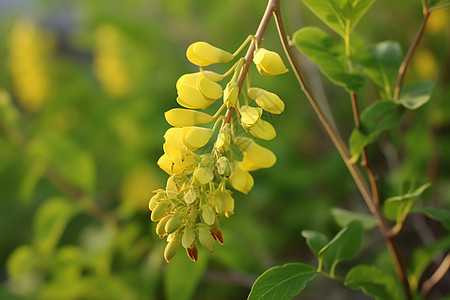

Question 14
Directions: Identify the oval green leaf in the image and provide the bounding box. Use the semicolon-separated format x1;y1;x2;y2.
248;263;317;300
398;81;436;110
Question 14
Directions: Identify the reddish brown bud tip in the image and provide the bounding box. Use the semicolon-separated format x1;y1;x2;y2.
186;243;199;262
212;230;224;245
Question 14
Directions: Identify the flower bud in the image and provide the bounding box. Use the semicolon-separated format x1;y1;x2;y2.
165;109;214;127
149;189;165;211
186;41;233;66
151;200;171;222
156;215;171;238
199;227;215;252
240;105;262;128
184;186;199;204
202;204;216;225
177;87;213;109
157;154;184;175
193;166;214;185
249;119;276;140
224;81;239;108
216;157;231;177
165;213;184;234
229;162;254;194
181;126;213;150
215;124;231;152
182;227;196;248
164;236;180;262
253;48;288;76
186;243;199;261
248;87;285;114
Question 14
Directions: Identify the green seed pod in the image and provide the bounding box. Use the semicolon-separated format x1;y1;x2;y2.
150;200;171;222
156;215;172;238
199;227;215;252
165;213;184;234
164;237;180;262
202;205;216;226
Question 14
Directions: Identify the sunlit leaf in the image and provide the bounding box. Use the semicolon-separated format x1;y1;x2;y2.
294;27;365;92
6;245;36;278
302;0;375;37
362;41;402;98
398;81;436;110
331;207;377;230
383;183;431;221
345;265;400;300
248;263;317;300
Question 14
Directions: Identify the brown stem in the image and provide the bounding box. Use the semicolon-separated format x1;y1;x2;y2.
421;254;450;296
273;5;412;300
224;0;277;124
394;9;431;100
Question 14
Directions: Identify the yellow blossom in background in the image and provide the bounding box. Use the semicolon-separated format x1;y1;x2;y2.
413;48;438;80
94;24;131;97
426;8;449;35
8;19;52;113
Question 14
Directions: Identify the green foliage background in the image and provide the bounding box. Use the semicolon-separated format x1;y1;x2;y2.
0;0;449;299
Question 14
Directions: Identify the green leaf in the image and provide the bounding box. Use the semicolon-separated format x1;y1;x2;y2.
349;101;403;162
27;132;96;193
318;221;364;274
345;265;400;300
331;207;377;230
419;207;450;230
33;196;79;256
294;27;365;92
362;41;403;98
164;251;208;300
383;183;431;221
410;235;450;291
301;230;329;257
6;245;36;278
248;263;317;300
302;0;375;37
398;81;436;110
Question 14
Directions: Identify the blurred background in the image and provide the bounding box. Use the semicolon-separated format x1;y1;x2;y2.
0;0;449;299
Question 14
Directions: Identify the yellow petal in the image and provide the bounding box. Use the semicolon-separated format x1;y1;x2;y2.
177;85;212;109
157;154;184;175
249;119;276;140
229;162;254;194
235;137;276;171
240;105;262;128
165;108;214;127
253;48;288;76
181;126;213;150
248;87;285;114
197;73;223;100
176;73;199;90
187;41;233;66
163;128;196;169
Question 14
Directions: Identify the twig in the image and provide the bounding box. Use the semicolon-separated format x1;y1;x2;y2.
273;4;412;300
421;254;450;296
394;8;431;100
224;0;277;124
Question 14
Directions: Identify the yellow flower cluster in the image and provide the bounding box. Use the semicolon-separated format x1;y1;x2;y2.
150;37;287;262
8;19;52;113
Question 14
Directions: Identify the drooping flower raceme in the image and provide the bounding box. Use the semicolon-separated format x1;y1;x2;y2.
149;38;288;262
